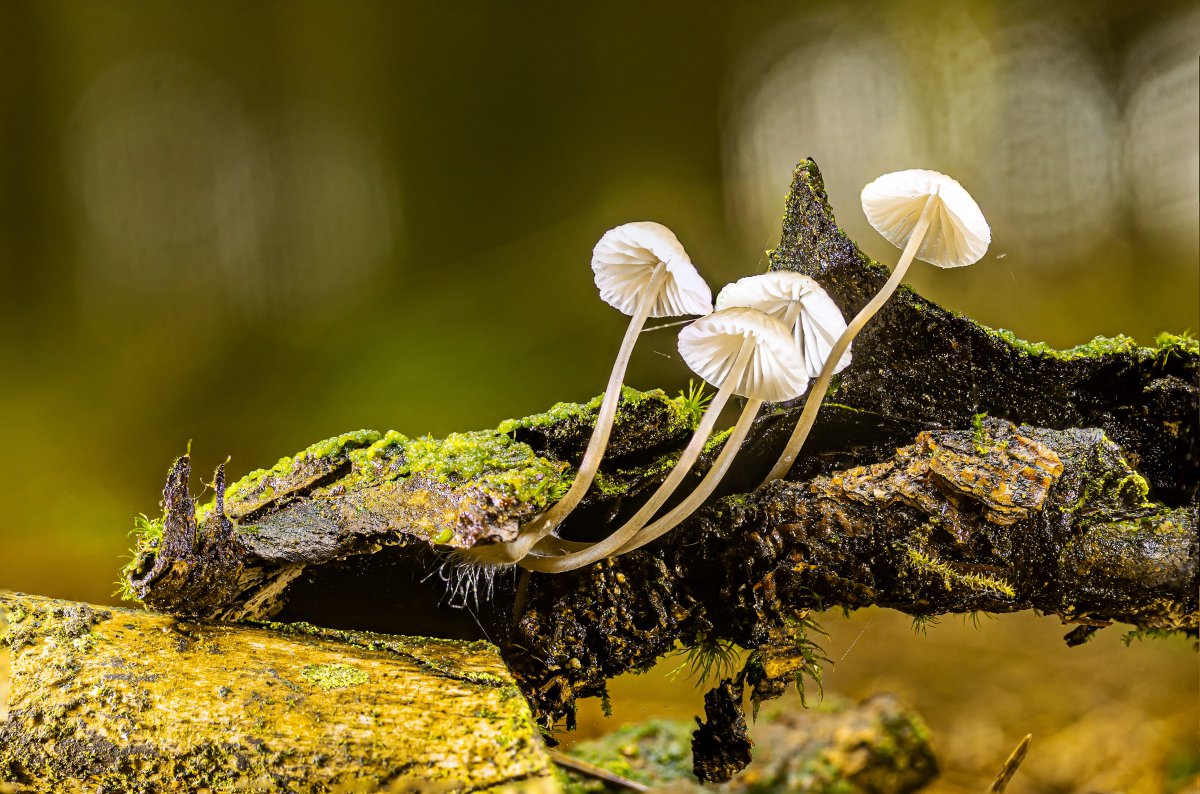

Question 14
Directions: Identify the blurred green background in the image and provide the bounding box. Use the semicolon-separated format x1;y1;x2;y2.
0;1;1196;788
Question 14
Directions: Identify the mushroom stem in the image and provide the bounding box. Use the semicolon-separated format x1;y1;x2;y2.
518;336;756;573
483;264;669;565
780;301;803;341
616;396;763;557
762;191;938;486
612;297;806;555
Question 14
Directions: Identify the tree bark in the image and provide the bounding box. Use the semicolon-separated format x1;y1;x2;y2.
0;592;558;793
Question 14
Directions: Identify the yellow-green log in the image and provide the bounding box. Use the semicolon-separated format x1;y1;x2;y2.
0;592;559;793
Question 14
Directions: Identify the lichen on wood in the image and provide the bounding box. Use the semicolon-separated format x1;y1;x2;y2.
0;592;558;793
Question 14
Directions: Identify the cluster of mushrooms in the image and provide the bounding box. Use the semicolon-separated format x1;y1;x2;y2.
469;169;990;574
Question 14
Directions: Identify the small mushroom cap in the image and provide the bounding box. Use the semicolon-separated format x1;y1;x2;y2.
860;170;990;268
591;222;713;318
715;272;852;378
677;307;809;402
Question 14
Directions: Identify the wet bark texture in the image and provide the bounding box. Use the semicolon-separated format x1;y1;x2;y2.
0;592;557;793
116;160;1196;780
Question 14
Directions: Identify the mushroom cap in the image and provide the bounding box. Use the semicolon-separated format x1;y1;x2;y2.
677;307;809;402
715;272;852;378
591;222;713;318
860;170;990;268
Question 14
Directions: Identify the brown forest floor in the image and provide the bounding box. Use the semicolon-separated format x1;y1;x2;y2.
566;608;1199;793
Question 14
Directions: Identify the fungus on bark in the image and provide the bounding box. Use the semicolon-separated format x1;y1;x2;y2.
715;271;850;377
763;169;991;484
520;307;805;573
616;272;848;557
468;221;712;565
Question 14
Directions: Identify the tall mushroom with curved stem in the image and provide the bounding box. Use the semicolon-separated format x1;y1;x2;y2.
761;169;990;486
613;272;849;557
519;307;807;573
467;222;712;566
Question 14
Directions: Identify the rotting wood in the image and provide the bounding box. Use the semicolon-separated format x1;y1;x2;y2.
110;159;1196;779
0;592;558;794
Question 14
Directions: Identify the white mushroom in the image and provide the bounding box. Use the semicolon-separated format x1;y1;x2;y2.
715;272;851;378
471;222;712;566
592;222;713;318
762;169;990;485
520;307;805;573
674;308;810;403
861;170;990;269
613;274;849;557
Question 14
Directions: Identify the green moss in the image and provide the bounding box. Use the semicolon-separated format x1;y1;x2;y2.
969;413;1008;454
910;614;941;635
564;719;695;792
1115;472;1151;504
1154;330;1198;355
905;547;1015;598
667;635;743;687
987;329;1167;362
300;663;369;690
1064;440;1153;517
677;380;712;427
588;471;630;498
971;413;988;454
701;426;734;456
497;385;692;438
132;512;164;544
1120;627;1188;646
395;430;571;507
117;513;165;603
224;429;382;511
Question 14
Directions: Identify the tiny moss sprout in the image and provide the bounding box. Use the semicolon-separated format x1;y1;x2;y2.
910;614;941;636
788;615;830;708
116;513;165;602
677;379;712;426
667;635;743;687
519;307;805;573
468;222;712;567
762;169;991;485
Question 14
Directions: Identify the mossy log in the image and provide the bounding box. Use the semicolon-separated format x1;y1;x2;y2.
0;592;558;793
115;160;1197;776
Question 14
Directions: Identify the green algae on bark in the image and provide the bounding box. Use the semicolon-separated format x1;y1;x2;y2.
0;592;558;793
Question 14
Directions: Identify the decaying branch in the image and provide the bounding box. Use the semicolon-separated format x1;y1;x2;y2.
0;592;557;793
508;416;1195;739
106;160;1195;776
